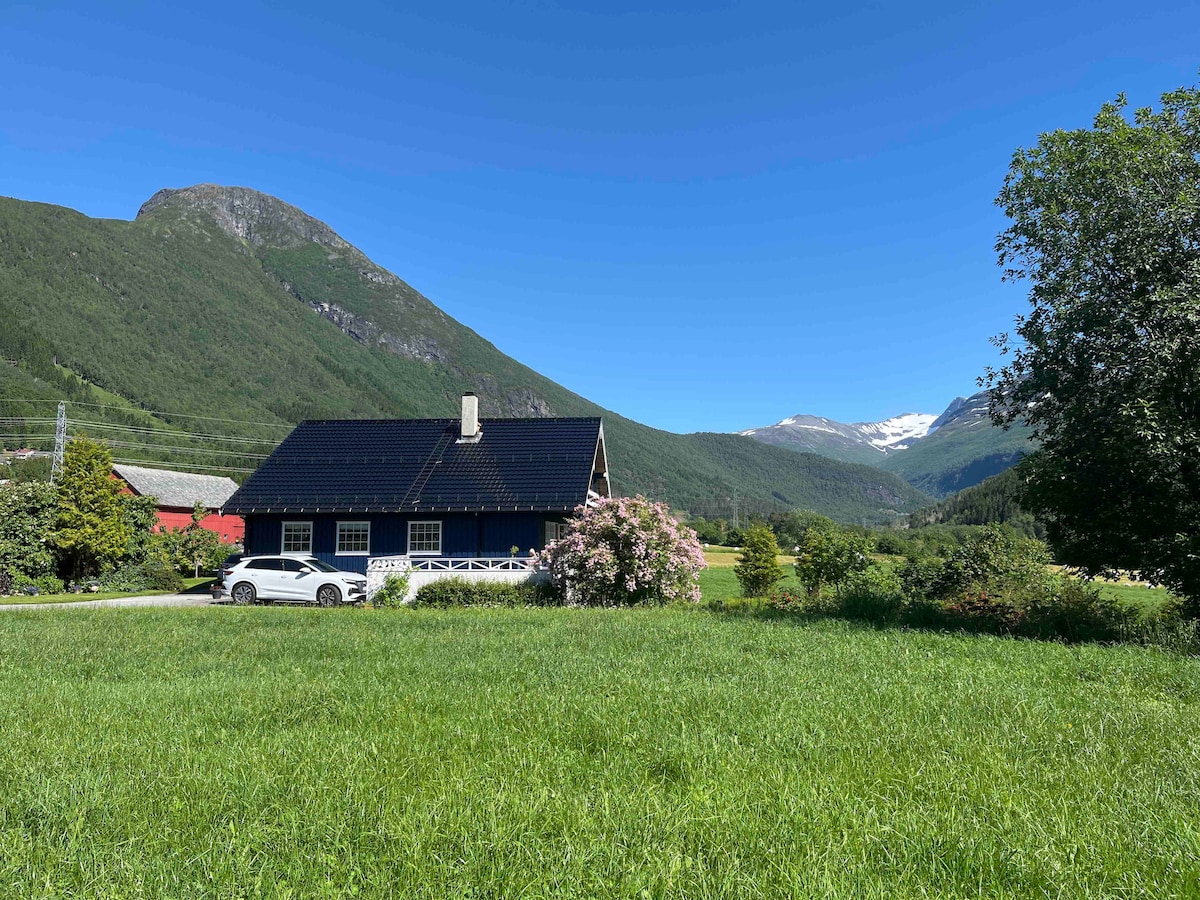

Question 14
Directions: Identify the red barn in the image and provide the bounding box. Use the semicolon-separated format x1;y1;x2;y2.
112;463;244;543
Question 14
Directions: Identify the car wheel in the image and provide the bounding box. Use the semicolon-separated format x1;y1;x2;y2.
232;582;256;606
317;584;341;608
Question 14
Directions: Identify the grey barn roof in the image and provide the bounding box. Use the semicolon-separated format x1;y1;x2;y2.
113;464;240;510
223;417;605;514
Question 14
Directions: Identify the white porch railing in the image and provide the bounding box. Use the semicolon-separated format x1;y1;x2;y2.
366;555;542;602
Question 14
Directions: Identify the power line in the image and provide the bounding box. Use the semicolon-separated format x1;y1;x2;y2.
66;420;281;445
100;439;271;459
0;398;294;429
109;457;256;474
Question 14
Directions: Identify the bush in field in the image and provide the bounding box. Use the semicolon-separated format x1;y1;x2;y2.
540;495;706;606
371;573;411;609
734;525;782;597
411;576;551;608
932;524;1052;602
793;523;872;599
873;530;910;556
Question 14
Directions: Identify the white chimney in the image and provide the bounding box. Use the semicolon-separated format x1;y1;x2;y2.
460;392;481;442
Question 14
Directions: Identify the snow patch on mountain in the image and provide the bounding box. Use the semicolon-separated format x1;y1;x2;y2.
858;412;939;451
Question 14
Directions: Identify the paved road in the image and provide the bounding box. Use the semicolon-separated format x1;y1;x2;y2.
0;593;229;611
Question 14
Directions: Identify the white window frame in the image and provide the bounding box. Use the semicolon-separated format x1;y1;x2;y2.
408;520;442;556
281;521;313;556
336;521;371;556
545;520;570;545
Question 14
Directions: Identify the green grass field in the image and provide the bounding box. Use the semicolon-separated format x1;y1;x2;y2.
1;606;1198;898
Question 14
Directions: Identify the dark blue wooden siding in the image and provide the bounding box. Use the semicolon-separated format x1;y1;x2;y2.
244;512;569;573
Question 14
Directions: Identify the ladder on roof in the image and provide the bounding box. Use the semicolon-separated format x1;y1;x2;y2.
401;425;456;507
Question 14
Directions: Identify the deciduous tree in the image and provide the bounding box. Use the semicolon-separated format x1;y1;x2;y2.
987;85;1200;608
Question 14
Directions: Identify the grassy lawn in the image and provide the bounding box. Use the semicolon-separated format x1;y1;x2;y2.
1;607;1198;898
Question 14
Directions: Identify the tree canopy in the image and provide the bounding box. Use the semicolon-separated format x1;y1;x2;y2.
987;84;1200;607
54;436;131;578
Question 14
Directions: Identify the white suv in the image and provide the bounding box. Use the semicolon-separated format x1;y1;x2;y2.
223;556;367;607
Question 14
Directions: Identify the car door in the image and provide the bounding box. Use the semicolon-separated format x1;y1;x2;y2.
240;558;284;599
280;558;314;602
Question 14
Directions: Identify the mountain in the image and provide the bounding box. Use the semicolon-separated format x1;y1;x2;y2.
908;467;1043;538
738;412;938;465
739;391;1035;498
0;186;931;524
876;390;1033;498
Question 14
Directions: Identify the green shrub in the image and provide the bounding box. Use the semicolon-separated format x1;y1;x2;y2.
838;567;905;623
793;524;872;599
412;576;552;608
0;570;12;596
873;531;910;556
11;573;65;596
98;560;184;593
1023;577;1135;642
733;525;782;597
371;573;411;609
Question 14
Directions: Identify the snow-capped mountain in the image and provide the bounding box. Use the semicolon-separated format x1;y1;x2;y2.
738;410;941;465
739;390;1035;497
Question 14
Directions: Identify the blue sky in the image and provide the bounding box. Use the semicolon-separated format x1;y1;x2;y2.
2;1;1198;433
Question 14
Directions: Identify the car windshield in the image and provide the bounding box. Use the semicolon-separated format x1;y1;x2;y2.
303;558;341;573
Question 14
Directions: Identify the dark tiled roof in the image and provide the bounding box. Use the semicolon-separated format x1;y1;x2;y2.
113;464;239;509
223;417;602;514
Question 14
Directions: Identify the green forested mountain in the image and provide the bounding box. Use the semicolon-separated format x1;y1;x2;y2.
908;467;1043;537
0;187;930;523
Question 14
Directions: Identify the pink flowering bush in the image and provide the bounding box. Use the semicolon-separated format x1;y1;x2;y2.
540;495;706;606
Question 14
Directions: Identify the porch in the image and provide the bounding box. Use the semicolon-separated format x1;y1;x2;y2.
366;554;544;602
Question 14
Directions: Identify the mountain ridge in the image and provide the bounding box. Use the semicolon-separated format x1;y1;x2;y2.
739;391;1034;497
0;185;931;523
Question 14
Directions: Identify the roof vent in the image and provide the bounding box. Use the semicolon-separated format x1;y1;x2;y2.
459;392;482;443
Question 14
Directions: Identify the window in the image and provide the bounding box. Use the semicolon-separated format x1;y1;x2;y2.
337;522;371;555
408;521;442;555
246;558;283;571
281;522;312;555
545;520;570;546
281;558;308;572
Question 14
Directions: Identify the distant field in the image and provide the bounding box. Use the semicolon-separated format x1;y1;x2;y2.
702;545;794;569
1;607;1198;898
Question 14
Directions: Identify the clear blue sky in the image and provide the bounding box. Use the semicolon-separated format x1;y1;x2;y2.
2;1;1197;433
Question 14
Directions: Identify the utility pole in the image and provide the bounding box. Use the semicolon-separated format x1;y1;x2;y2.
732;488;740;530
50;401;66;485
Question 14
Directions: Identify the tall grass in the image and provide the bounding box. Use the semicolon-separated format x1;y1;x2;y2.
1;607;1198;897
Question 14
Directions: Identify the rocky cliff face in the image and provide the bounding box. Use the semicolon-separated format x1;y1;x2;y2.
138;184;353;252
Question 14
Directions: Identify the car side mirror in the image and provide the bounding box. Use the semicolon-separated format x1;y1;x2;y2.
299;566;313;574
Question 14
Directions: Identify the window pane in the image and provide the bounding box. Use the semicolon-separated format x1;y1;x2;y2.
282;522;312;554
409;522;441;554
337;522;370;554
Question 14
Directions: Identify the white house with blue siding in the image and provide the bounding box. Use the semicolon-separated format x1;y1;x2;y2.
222;394;610;593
